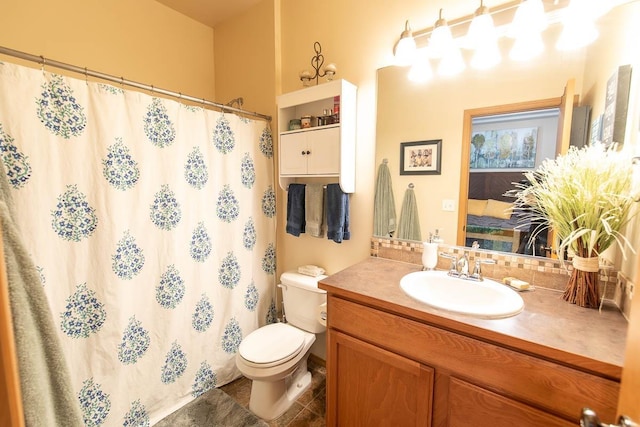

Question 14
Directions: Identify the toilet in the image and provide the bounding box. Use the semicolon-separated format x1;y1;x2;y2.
236;271;327;421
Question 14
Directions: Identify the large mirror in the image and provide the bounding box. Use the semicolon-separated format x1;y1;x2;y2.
375;1;639;259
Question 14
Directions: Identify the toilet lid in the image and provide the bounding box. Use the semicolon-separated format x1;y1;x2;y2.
239;323;305;365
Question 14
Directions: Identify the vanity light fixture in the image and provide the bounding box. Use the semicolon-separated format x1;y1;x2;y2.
429;9;455;59
438;47;466;77
429;9;466;76
299;42;337;87
556;0;599;51
509;31;545;61
394;0;620;83
467;0;497;49
471;42;502;70
408;52;433;83
394;20;417;66
509;0;548;39
467;0;501;70
509;0;547;61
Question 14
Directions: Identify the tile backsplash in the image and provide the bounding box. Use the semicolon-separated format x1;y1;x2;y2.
371;237;633;319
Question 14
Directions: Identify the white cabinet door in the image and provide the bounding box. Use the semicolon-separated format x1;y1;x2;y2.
279;126;340;176
306;126;340;174
279;132;309;175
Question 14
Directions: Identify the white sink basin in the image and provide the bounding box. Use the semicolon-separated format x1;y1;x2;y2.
400;270;524;319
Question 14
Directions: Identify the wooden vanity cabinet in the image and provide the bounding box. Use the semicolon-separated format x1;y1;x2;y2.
325;295;619;427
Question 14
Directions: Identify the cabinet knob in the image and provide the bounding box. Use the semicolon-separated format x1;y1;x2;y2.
301;150;311;155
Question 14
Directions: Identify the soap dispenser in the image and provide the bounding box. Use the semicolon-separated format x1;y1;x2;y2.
422;232;438;271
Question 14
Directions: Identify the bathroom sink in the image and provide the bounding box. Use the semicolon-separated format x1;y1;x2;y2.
399;270;524;319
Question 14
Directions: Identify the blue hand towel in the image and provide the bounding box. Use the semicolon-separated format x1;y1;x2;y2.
286;183;306;236
326;183;350;243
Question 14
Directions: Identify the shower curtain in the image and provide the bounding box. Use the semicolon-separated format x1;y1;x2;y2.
0;61;276;426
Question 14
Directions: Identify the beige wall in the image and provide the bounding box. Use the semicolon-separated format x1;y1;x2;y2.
213;0;277;120
0;0;215;99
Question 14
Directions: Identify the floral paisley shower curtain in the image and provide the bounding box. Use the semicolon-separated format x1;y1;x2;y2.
0;61;277;426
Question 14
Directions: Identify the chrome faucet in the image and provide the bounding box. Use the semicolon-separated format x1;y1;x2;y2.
439;252;469;278
439;250;496;281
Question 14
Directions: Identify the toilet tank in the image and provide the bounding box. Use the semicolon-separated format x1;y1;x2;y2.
280;271;327;334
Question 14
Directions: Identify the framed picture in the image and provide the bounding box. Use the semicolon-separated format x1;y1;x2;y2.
400;140;442;175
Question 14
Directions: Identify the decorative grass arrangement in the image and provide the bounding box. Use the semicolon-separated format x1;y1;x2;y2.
513;143;637;308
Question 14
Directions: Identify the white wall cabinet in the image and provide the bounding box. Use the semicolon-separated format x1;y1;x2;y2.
277;79;357;193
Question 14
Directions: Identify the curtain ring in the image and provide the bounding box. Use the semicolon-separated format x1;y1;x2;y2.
40;55;46;74
84;67;88;85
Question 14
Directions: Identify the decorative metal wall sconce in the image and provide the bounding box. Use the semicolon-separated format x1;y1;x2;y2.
299;42;337;87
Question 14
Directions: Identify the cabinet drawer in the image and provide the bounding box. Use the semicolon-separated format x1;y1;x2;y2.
328;295;619;422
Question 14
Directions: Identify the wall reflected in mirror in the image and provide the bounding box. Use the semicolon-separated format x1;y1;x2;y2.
374;1;639;260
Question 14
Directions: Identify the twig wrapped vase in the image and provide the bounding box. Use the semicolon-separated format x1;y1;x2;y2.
513;143;637;308
565;255;600;308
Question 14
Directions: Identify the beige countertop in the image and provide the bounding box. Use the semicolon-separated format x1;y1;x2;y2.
319;257;628;380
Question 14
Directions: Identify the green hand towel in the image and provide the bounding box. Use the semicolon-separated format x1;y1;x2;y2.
396;186;422;241
373;160;397;237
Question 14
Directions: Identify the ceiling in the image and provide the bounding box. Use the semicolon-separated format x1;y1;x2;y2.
154;0;261;28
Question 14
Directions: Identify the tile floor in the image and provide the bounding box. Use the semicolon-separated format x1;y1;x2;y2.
220;356;326;427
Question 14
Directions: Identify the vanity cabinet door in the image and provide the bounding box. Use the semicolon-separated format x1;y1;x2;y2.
447;378;575;427
327;329;433;427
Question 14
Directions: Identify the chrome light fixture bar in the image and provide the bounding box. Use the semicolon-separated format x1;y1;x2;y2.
393;0;631;83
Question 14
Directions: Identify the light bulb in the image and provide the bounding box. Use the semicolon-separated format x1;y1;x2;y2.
509;0;547;39
467;2;497;50
556;20;598;50
408;53;433;83
556;0;600;50
471;43;501;70
394;20;417;66
429;9;454;59
438;48;466;77
510;33;544;61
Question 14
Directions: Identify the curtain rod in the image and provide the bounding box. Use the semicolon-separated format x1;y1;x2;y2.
0;45;272;122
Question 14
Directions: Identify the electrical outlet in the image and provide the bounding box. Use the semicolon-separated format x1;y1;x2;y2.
442;199;455;211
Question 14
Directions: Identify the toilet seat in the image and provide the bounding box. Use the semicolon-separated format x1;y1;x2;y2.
239;323;305;368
